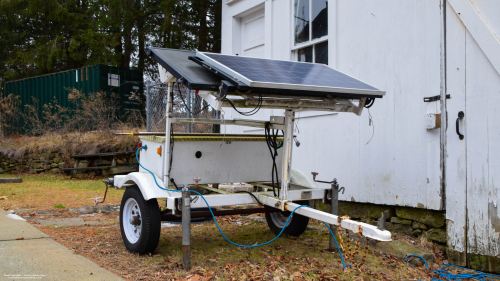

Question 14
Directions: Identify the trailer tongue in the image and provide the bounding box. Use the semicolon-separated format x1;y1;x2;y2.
110;47;388;267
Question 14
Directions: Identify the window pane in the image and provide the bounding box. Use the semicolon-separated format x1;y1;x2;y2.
294;0;309;44
315;41;328;64
298;46;313;63
312;0;328;39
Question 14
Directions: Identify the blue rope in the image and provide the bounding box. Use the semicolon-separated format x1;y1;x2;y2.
405;255;500;281
136;146;349;265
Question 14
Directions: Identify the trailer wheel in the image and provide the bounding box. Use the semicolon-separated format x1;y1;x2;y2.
265;200;310;237
120;186;161;254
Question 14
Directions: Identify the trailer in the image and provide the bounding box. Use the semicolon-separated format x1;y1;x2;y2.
105;48;390;266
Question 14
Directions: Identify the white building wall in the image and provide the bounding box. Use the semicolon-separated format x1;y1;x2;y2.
222;0;444;211
222;0;500;260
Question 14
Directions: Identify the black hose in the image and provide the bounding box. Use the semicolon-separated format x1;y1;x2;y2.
235;191;264;206
224;92;262;116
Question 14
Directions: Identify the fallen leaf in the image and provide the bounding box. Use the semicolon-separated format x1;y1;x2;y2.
0;196;7;200
209;259;217;263
15;237;24;240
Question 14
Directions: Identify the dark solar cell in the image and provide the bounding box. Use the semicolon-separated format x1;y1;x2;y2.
147;48;221;90
202;53;379;92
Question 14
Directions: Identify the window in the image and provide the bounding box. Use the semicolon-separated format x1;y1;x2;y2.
293;0;328;64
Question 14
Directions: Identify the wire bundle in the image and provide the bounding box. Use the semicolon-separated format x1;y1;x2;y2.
264;122;283;197
224;92;262;116
405;255;500;281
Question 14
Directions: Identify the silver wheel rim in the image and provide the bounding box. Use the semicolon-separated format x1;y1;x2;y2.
123;198;142;244
269;212;291;229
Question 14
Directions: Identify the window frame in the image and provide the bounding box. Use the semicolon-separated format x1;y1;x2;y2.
290;0;328;63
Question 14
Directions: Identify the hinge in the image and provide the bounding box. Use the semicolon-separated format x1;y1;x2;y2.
423;94;451;102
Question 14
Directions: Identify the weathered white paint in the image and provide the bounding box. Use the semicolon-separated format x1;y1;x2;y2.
448;0;500;75
445;0;500;259
445;1;467;256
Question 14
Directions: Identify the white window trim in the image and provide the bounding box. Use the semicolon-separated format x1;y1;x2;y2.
290;0;328;62
291;35;328;51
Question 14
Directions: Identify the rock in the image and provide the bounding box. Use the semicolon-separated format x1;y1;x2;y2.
50;168;61;174
384;222;394;231
412;221;428;230
372;240;435;264
391;217;412;225
393;223;413;235
50;163;58;168
395;207;445;228
425;228;447;243
339;202;396;220
0;168;4;174
32;162;44;169
411;229;422;237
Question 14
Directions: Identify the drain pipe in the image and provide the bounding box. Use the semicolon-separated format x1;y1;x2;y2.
182;185;191;268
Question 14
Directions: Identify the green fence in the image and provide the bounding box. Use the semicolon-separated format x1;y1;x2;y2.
2;64;144;134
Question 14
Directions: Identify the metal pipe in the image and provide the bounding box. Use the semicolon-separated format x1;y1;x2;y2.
186;88;191;133
330;179;339;251
146;82;151;132
161;206;277;221
181;186;191;268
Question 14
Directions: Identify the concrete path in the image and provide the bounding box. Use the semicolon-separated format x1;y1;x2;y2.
0;209;124;281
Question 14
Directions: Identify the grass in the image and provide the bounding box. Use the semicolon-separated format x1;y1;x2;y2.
1;173;434;280
0;173;124;210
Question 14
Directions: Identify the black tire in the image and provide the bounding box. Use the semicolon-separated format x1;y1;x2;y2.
120;186;161;254
265;200;310;237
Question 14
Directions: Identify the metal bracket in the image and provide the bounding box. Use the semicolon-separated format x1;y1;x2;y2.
423;94;450;102
377;210;389;230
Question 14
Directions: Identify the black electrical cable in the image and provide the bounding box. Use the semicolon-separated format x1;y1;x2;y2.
364;97;375;108
264;122;283;197
175;82;211;115
235;191;265;206
170;178;181;190
224;92;262;116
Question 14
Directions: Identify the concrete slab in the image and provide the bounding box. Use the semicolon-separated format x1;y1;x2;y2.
0;209;124;281
36;218;103;226
0;239;123;281
0;210;48;241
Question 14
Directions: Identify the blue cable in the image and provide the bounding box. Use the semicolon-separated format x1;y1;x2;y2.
405;255;500;281
323;222;349;269
136;146;349;264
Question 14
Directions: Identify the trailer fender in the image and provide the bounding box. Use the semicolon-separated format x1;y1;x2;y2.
290;169;317;189
115;172;175;201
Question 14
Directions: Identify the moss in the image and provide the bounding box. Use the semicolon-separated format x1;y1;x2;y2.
425;228;446;243
395;207;445;228
391;217;412;225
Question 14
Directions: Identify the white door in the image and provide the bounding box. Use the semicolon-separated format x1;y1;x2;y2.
446;0;500;266
240;9;265;58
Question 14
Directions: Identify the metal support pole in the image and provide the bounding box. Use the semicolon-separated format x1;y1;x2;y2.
280;109;295;207
329;179;339;251
186;88;192;133
182;185;191;268
146;83;151;132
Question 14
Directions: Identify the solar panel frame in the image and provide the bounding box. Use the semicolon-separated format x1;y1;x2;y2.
196;51;385;98
147;47;222;91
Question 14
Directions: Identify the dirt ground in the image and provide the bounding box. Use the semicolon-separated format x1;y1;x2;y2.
1;173;446;280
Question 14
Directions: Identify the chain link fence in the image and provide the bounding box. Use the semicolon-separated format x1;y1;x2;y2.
146;83;219;133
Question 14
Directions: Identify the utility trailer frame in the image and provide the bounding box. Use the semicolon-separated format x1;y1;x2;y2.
109;48;389;267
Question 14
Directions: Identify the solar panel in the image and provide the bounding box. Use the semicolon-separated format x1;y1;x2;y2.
146;47;221;90
195;52;385;98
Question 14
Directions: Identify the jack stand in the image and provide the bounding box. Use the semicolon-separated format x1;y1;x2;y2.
329;179;339;251
311;172;342;252
182;185;191;268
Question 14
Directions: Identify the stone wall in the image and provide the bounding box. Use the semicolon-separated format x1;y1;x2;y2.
318;201;446;249
0;150;68;174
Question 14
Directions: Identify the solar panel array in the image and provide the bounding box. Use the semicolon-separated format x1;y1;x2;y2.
201;52;381;94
